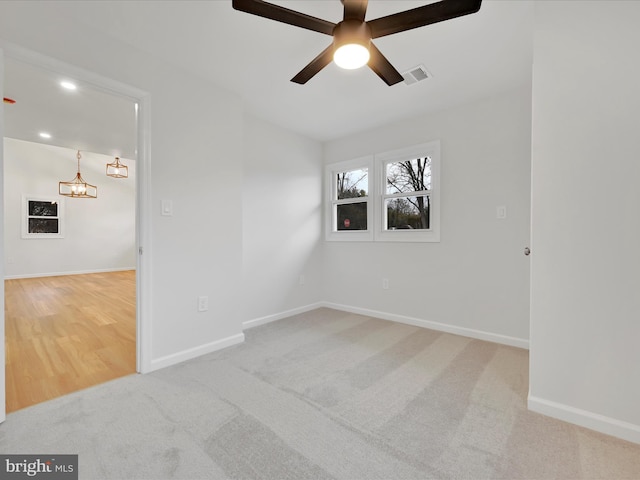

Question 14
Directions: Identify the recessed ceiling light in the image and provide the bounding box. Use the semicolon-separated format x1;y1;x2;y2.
60;81;77;91
39;132;52;139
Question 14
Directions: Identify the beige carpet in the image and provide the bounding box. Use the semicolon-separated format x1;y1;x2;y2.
2;308;639;479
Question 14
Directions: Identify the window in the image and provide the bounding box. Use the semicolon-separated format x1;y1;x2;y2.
326;141;440;242
325;156;374;241
384;158;431;230
376;142;439;242
22;195;65;238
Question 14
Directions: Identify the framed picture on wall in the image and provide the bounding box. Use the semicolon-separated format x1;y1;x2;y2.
21;195;65;239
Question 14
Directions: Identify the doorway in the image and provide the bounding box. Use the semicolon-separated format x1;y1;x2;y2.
1;47;150;418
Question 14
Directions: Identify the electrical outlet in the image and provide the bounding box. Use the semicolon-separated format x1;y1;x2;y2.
198;296;209;312
382;278;389;290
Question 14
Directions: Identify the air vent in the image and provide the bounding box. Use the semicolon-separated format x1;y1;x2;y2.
402;65;430;86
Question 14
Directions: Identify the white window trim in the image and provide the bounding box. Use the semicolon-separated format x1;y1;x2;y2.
375;141;440;243
21;195;65;239
325;141;440;243
325;156;374;242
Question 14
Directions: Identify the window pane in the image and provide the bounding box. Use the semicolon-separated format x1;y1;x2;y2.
29;200;58;216
336;168;368;200
386;157;431;194
386;196;430;230
337;202;367;230
28;218;59;234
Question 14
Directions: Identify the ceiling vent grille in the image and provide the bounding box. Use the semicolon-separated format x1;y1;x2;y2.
402;65;430;86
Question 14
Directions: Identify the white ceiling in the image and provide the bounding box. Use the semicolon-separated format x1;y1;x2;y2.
2;0;534;156
3;58;138;159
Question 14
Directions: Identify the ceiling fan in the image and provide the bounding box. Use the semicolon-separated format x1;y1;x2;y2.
232;0;482;86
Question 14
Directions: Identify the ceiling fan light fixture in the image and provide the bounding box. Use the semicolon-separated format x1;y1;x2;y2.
232;0;483;85
334;43;370;70
332;19;371;70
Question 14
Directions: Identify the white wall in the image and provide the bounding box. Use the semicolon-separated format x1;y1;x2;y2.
4;139;135;278
242;114;323;325
0;1;244;367
529;1;640;443
323;87;532;345
0;52;5;423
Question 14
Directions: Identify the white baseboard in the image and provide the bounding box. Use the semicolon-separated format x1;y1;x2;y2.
5;267;136;280
320;302;529;349
148;333;245;372
528;395;640;445
243;302;324;330
153;301;526;374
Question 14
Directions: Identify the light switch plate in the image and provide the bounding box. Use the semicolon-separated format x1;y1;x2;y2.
161;200;173;216
198;296;209;312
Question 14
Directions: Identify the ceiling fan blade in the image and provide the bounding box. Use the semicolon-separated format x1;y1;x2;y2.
367;43;404;86
342;0;368;22
291;45;335;84
232;0;335;35
368;0;482;39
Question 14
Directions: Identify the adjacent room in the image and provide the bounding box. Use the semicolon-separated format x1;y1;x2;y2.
1;1;639;479
3;58;138;412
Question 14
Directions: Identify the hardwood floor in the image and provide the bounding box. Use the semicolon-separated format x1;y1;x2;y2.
4;271;136;412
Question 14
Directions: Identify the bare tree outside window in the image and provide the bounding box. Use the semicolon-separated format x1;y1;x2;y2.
335;168;368;230
337;169;368;199
385;157;431;230
22;196;64;238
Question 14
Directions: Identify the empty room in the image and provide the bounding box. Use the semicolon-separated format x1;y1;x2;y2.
3;58;138;413
1;1;639;479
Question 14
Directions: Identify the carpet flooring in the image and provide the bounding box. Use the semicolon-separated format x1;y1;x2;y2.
2;308;639;479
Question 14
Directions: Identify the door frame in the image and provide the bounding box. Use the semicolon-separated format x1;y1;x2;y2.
0;42;153;422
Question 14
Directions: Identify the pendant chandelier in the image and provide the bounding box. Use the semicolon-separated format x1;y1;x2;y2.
59;150;97;198
106;156;128;178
